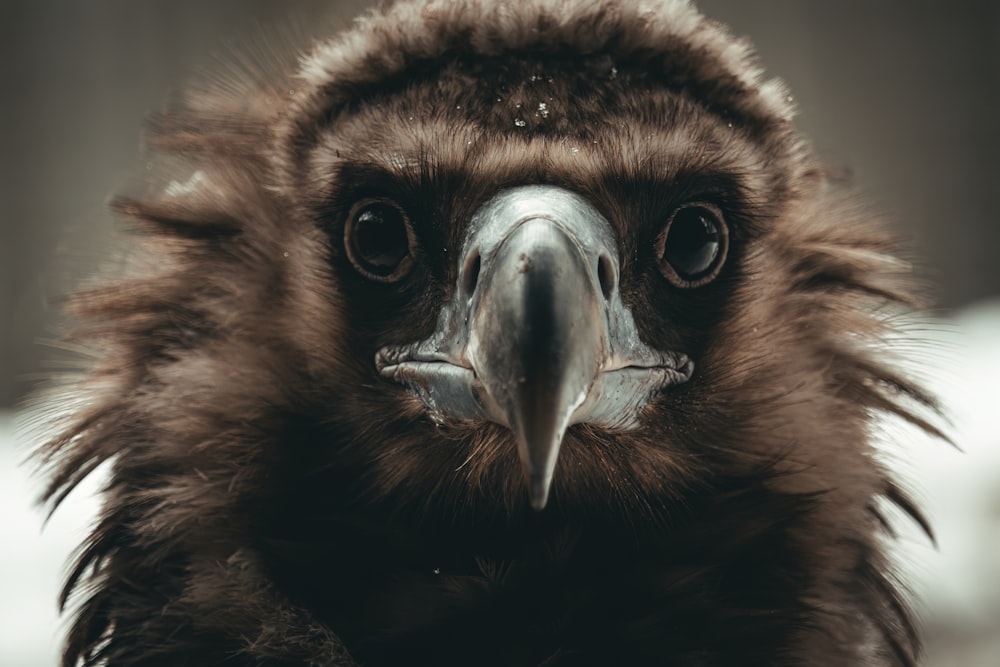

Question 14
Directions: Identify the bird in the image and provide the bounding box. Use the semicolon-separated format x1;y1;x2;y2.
36;0;942;665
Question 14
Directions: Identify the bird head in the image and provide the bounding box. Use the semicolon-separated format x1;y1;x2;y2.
42;0;926;551
232;0;907;523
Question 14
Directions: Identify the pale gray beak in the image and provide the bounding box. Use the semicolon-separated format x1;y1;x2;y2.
376;186;693;509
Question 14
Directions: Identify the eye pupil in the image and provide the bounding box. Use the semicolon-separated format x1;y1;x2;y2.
665;211;719;277
658;205;728;286
346;202;414;281
354;207;408;269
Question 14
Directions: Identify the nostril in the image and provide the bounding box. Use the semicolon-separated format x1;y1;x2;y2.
597;253;615;299
462;249;482;296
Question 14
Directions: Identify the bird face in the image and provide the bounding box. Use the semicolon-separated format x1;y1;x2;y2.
283;58;801;518
377;185;695;509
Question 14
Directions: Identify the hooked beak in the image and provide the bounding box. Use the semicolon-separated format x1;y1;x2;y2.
376;186;693;510
466;216;605;509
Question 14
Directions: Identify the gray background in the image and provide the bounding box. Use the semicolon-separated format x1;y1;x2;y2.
2;0;999;407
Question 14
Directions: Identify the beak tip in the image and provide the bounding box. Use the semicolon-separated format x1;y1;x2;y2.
529;475;553;511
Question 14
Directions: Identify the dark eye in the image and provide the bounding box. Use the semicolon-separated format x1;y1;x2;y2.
344;200;416;282
656;204;728;287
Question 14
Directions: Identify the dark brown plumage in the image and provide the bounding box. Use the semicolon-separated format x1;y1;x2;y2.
38;1;940;665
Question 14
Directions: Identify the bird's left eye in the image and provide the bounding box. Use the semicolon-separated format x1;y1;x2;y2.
656;204;729;287
344;200;416;282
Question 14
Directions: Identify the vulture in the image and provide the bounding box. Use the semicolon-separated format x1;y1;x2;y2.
38;1;941;665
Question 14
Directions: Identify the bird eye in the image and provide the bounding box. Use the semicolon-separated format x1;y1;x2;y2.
344;200;416;282
656;204;729;287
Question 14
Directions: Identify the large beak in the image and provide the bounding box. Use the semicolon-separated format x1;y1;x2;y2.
466;217;605;509
376;186;693;510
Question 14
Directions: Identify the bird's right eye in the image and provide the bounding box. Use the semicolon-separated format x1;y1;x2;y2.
344;200;416;282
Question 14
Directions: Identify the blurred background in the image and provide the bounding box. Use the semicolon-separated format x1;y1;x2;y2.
1;1;997;665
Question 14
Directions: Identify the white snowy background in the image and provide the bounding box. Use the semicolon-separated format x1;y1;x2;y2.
1;301;998;667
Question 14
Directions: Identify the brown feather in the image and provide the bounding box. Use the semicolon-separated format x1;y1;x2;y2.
35;1;940;665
